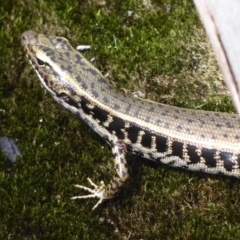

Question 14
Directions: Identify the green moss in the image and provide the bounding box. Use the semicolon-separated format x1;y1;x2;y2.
0;0;239;239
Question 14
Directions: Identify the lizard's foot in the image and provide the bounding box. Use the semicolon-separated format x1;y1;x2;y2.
71;178;107;210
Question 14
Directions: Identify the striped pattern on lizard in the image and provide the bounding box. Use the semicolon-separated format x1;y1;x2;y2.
21;30;240;210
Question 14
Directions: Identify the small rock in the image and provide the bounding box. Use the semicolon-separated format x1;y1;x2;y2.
0;136;22;164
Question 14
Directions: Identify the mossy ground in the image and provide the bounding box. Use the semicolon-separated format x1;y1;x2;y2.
0;0;239;239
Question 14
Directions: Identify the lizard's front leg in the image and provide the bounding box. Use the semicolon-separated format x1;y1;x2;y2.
71;140;129;210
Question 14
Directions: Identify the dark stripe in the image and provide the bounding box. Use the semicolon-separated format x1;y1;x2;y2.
107;117;125;132
202;148;216;168
91;106;109;123
113;129;124;140
172;141;183;158
80;96;110;125
220;152;234;171
187;144;200;164
125;125;140;144
80;97;91;115
141;132;152;149
155;134;167;152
